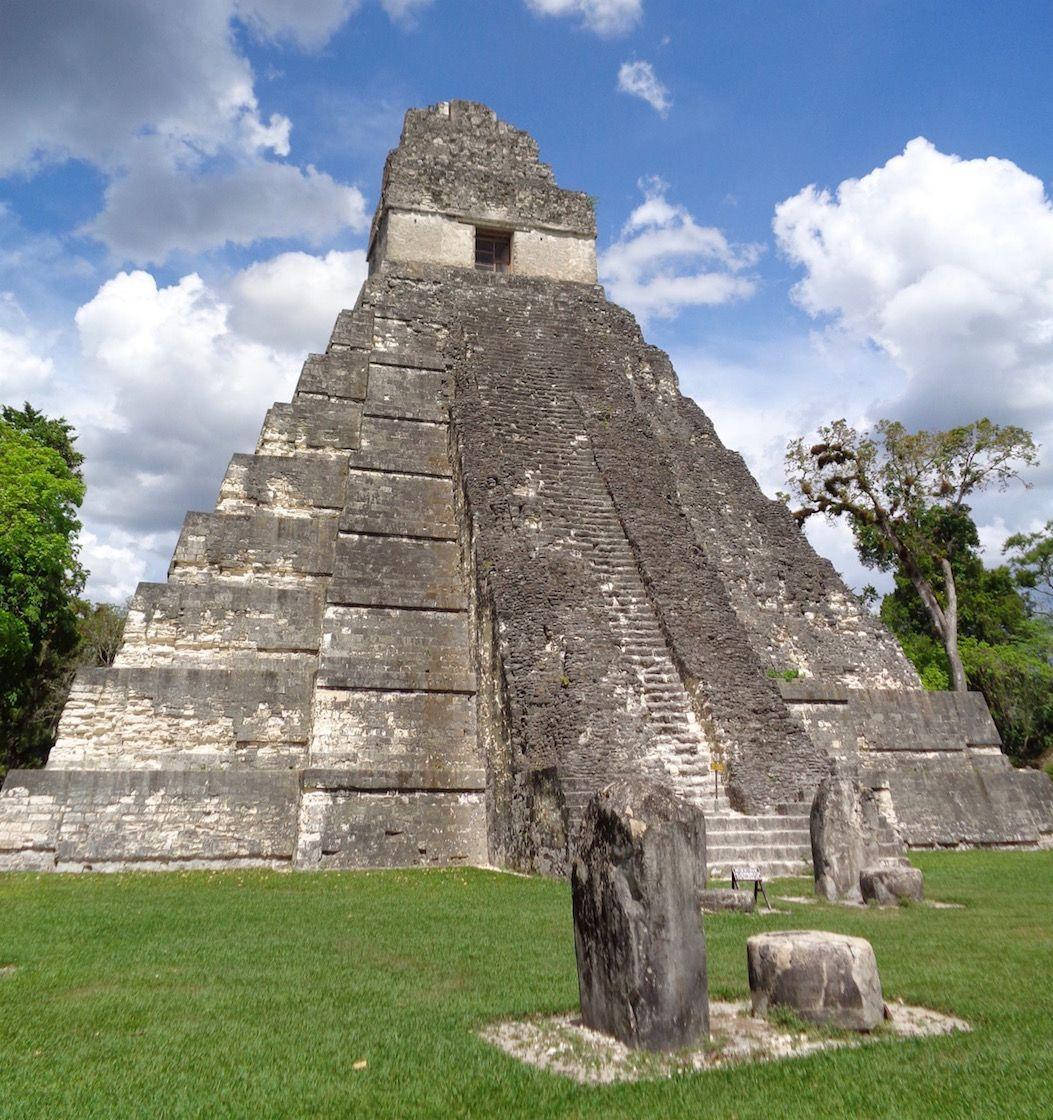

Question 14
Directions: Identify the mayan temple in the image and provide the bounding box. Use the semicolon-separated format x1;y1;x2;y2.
2;101;1051;875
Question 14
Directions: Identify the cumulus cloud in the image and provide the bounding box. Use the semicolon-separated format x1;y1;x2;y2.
86;151;368;263
379;0;435;25
0;2;369;263
227;249;368;353
774;137;1053;434
525;0;642;37
617;61;671;115
599;178;761;321
12;254;348;599
234;0;362;48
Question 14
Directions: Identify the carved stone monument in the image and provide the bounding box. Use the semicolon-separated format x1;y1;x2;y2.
571;779;708;1050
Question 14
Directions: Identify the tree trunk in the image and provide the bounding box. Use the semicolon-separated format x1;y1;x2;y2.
939;556;967;692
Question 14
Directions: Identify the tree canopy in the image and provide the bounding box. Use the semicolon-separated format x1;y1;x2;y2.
0;407;86;774
782;417;1038;692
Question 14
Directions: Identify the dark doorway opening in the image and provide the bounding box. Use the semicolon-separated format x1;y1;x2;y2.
475;229;511;273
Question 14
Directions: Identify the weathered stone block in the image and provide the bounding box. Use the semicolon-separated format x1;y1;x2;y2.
366;364;448;422
309;689;480;776
699;887;755;914
170;511;338;582
318;606;476;692
295;784;487;869
218;454;348;513
356;416;450;476
257;399;362;456
860;864;924;906
747;930;884;1031
329;535;466;609
571;778;708;1051
810;775;880;903
295;350;368;400
340;471;457;539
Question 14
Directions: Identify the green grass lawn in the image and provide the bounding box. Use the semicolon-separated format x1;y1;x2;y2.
1;851;1051;1119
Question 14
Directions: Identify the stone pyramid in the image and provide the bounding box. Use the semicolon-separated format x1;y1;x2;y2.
2;101;1050;874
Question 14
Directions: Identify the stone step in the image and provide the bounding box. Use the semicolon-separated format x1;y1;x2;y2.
354;416;451;477
706;828;810;845
364;363;448;422
707;859;812;881
0;769;300;871
706;844;812;864
218;454;348;514
370;314;444;367
328;535;466;610
116;582;324;664
309;689;481;777
257;399;363;456
295;350;368;401
318;606;476;693
50;665;314;770
170;511;338;583
340;470;457;540
329;306;373;350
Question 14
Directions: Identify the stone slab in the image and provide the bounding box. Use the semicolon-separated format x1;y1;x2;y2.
219;454;348;513
118;582;324;662
328;535;466;609
171;511;338;580
309;689;480;775
339;471;457;539
0;770;299;869
355;417;450;477
295;788;487;868
366;365;448;421
49;666;313;769
318;606;476;692
295;350;368;400
258;399;362;455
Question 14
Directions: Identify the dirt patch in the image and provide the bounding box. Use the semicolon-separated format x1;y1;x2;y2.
0;965;17;978
480;999;969;1084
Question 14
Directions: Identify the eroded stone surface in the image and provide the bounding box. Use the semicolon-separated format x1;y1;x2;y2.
571;778;708;1051
861;864;924;906
747;930;884;1031
699;887;755;914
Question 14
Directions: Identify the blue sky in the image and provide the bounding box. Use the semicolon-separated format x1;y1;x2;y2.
2;0;1051;600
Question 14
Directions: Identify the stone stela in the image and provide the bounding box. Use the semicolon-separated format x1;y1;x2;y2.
1;100;1051;874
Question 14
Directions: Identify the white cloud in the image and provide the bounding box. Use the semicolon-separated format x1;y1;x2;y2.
0;2;368;263
85;149;368;263
234;0;361;48
227;249;368;353
61;267;316;599
600;178;761;321
773;137;1053;434
617;61;671;116
0;327;54;400
379;0;435;25
525;0;642;37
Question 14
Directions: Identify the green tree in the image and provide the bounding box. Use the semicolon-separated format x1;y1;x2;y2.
0;407;86;775
874;509;1053;762
782;418;1038;692
1004;519;1053;619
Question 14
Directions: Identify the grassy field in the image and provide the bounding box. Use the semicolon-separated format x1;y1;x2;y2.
1;851;1051;1119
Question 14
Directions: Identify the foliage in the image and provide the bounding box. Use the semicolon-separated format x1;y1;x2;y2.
76;600;128;668
0;409;86;775
1004;518;1053;618
1;854;1052;1117
782;417;1038;692
876;510;1053;763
